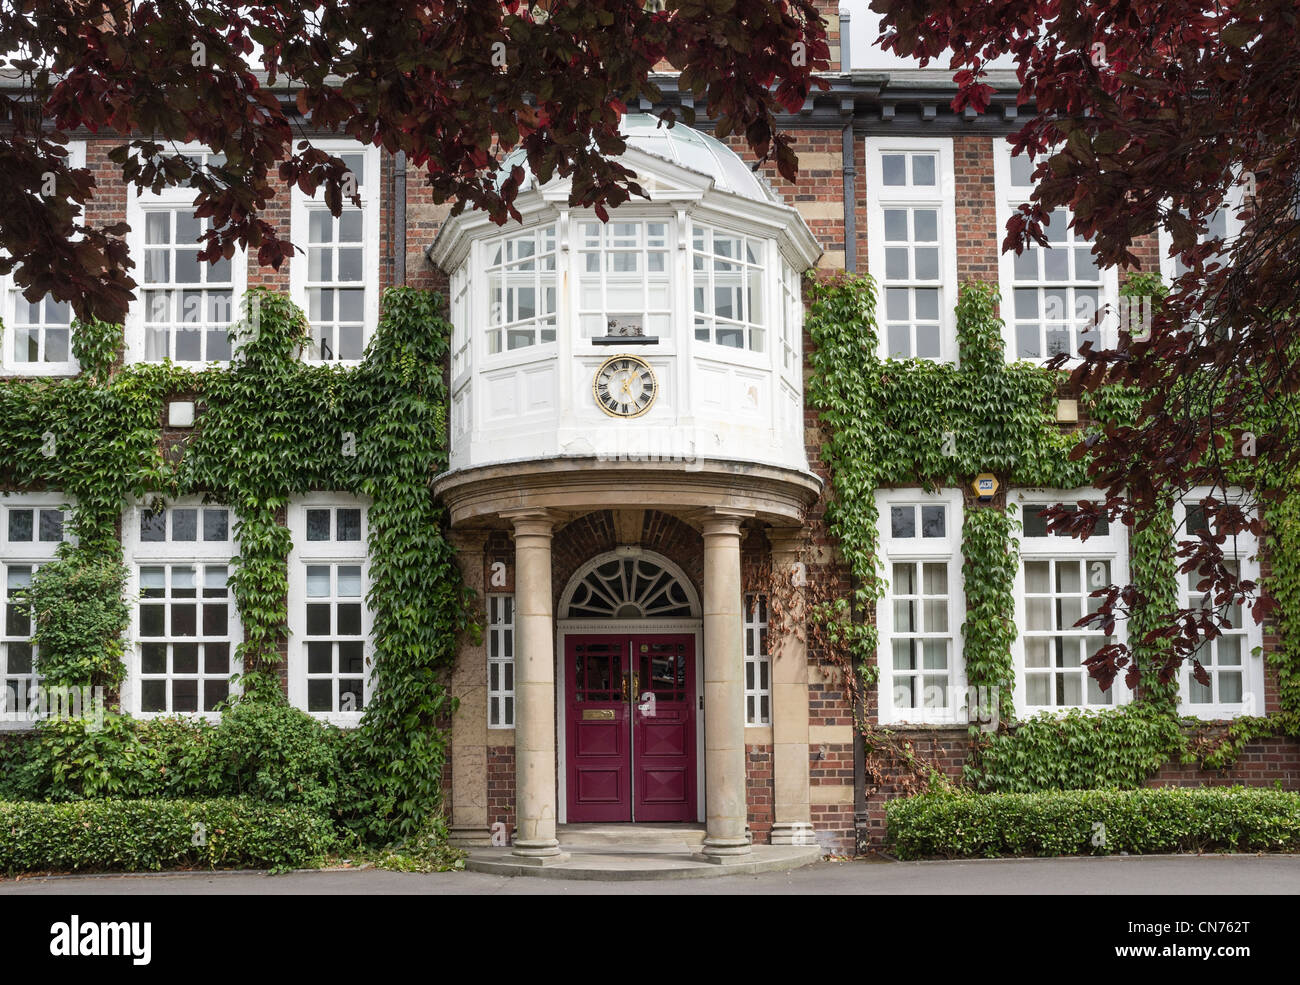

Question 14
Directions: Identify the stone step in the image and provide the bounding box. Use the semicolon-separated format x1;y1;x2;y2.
465;844;822;881
557;823;708;850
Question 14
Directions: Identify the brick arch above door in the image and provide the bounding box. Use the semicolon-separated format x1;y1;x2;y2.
550;510;704;614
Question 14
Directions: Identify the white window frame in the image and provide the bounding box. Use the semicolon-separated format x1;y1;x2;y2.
876;488;966;724
865;136;958;363
290;140;381;365
1172;487;1264;720
0;494;72;730
779;261;803;378
287;494;372;726
577;218;672;341
744;592;771;726
121;498;241;719
124;143;248;366
1;141;84;376
1012;489;1130;716
479;221;558;361
690;222;769;355
450;263;471;384
487;592;514;729
993;139;1119;365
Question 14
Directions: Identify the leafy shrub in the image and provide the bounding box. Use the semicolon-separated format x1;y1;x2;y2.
9;712;169;802
887;787;1300;859
7;702;340;815
0;797;336;874
203;701;341;815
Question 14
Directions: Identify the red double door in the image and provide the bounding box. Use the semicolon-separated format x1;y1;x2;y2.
565;634;697;823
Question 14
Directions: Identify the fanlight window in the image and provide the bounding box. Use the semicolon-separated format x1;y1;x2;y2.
565;556;694;619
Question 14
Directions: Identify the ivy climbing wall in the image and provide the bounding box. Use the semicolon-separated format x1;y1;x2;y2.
0;287;474;842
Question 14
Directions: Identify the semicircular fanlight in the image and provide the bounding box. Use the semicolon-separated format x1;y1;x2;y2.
564;556;694;619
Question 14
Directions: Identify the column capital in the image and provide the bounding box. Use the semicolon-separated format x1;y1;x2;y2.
502;509;558;540
701;508;753;540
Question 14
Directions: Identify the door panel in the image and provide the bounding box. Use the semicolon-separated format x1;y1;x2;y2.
565;637;630;822
632;636;696;822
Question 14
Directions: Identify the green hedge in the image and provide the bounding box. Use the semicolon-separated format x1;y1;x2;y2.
0;798;337;874
886;787;1300;860
1;704;344;815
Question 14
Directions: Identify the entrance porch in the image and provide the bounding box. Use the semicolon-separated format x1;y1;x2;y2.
435;457;822;864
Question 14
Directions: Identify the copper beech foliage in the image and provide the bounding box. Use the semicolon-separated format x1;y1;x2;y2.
873;0;1300;694
0;0;829;324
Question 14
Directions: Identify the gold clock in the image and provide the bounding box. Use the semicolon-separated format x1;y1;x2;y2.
593;354;658;418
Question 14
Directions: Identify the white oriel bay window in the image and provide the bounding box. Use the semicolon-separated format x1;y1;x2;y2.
126;146;247;365
288;497;372;722
876;489;965;724
0;496;69;727
125;501;239;716
865;137;957;361
1174;489;1264;719
291;141;381;363
744;593;771;726
430;114;819;475
487;593;515;728
1;142;84;376
1013;492;1129;714
994;142;1119;363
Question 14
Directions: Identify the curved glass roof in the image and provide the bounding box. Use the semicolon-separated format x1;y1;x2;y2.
494;113;777;203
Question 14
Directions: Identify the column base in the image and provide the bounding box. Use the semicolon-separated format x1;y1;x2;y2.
697;837;753;863
511;839;569;865
769;821;818;847
448;825;496;848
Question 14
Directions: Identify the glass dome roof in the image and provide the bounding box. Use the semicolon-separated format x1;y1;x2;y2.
494;113;777;204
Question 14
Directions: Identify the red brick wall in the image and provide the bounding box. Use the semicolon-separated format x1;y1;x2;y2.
860;728;969;849
745;744;774;844
954;135;1001;287
488;745;516;836
1149;737;1300;788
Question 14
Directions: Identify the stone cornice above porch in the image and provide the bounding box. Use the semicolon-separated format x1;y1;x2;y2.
432;456;822;530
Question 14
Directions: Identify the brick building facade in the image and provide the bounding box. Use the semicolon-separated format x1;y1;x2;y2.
2;8;1295;861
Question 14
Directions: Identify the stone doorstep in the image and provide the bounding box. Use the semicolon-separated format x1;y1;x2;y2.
463;845;823;881
556;823;708;850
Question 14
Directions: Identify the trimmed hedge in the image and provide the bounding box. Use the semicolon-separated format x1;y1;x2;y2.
0;798;337;874
886;787;1300;860
1;705;343;814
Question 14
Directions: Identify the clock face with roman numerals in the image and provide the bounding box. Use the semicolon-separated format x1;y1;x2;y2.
593;354;658;418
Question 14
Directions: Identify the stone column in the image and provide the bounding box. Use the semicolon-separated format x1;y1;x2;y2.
766;528;816;847
699;510;752;861
447;529;492;847
503;510;566;863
